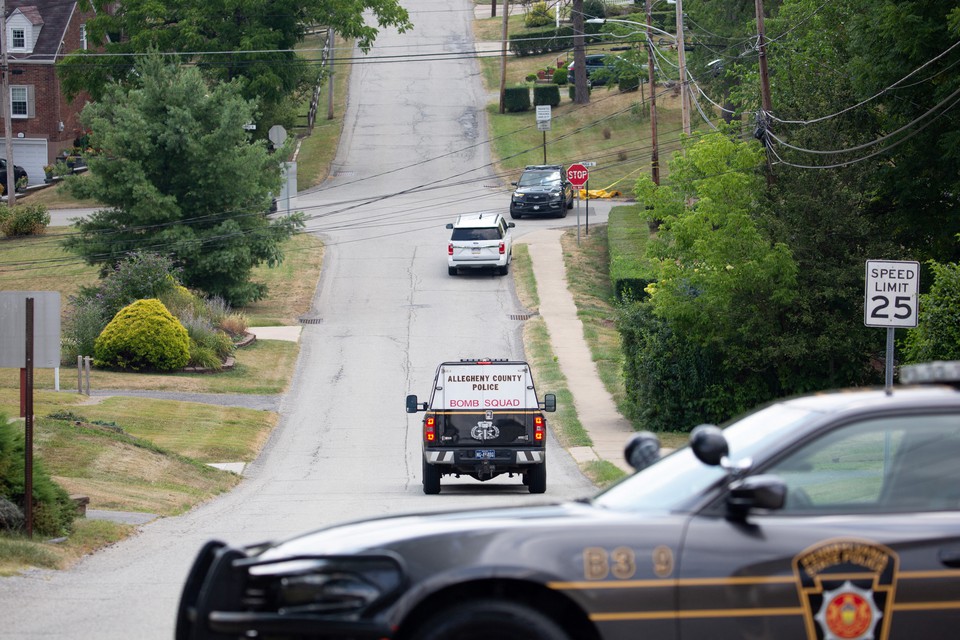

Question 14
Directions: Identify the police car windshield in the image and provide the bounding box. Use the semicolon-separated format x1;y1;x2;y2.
518;171;561;187
592;403;818;512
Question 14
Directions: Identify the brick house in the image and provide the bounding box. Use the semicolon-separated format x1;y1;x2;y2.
3;0;99;186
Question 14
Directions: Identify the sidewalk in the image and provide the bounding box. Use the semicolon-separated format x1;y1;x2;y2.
520;229;636;474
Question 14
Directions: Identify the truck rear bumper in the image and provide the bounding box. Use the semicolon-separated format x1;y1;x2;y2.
425;449;544;465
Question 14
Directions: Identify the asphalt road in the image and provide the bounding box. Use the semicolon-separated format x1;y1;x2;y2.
0;1;616;637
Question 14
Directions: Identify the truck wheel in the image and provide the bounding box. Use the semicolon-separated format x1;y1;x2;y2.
414;599;569;640
423;459;441;495
448;266;457;276
527;463;546;494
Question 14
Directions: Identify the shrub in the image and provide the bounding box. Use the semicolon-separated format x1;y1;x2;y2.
0;496;24;533
0;415;74;537
62;296;109;362
0;203;51;237
524;1;552;27
94;299;190;371
902;260;960;362
180;310;235;360
552;68;568;85
525;73;538;83
219;312;249;338
504;86;532;112
96;252;181;319
533;84;561;107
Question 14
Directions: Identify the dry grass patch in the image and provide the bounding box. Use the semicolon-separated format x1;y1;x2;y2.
244;233;324;326
36;415;246;515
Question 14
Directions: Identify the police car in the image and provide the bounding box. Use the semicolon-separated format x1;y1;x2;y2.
177;361;960;639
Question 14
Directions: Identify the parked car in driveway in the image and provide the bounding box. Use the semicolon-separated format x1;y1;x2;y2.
0;159;28;193
177;361;960;640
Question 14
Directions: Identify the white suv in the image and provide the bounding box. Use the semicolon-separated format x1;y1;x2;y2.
445;213;515;276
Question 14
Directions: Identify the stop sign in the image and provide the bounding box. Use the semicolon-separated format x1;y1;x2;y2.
567;163;589;187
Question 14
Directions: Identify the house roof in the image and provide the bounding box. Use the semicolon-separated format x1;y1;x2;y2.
6;0;77;63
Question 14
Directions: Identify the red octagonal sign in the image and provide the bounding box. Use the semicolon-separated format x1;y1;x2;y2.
566;163;589;187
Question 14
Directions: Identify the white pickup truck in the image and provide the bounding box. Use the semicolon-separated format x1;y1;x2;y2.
406;359;556;494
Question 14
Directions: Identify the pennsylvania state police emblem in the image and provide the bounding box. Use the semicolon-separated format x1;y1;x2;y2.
793;539;898;640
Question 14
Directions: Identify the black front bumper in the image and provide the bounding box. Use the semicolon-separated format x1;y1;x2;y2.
510;199;565;215
177;541;398;640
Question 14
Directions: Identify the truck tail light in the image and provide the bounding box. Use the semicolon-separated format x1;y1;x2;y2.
448;244;454;256
425;416;436;442
534;415;545;441
499;242;505;255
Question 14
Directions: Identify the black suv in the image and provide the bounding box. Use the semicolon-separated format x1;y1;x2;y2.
0;159;28;193
509;164;574;219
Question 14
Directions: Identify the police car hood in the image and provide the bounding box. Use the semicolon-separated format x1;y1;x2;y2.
258;500;658;560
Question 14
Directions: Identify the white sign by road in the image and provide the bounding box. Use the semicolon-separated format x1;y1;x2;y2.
864;260;920;328
537;119;551;131
535;105;552;122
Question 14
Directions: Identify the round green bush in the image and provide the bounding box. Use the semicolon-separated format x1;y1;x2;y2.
94;299;190;371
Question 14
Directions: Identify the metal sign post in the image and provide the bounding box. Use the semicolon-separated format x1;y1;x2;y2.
536;106;551;163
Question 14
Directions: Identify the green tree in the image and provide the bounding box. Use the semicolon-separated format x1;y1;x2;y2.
61;54;305;305
625;132;799;425
58;0;411;129
902;258;960;363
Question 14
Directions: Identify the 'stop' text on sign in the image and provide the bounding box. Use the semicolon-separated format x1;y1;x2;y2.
864;260;920;328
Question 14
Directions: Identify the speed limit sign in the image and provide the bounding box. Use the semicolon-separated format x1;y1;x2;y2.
864;260;919;328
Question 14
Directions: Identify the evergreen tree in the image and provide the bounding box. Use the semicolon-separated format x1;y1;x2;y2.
62;54;305;306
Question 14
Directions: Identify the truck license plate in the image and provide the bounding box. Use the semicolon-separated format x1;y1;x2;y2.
471;248;481;255
475;449;495;459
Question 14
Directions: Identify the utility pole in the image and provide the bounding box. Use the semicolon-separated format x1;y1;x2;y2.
754;0;775;183
645;0;659;185
326;30;335;120
572;0;589;104
675;0;690;136
498;0;509;113
1;0;16;207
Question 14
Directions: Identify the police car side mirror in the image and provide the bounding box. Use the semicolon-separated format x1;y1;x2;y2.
406;395;426;413
624;431;660;472
507;222;516;229
726;475;786;516
445;223;454;229
541;393;556;412
511;181;518;187
690;424;728;466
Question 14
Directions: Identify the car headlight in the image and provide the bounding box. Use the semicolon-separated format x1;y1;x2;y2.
278;572;382;614
512;192;524;202
249;555;406;616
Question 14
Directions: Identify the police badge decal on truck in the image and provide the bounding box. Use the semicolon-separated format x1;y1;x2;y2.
406;358;556;494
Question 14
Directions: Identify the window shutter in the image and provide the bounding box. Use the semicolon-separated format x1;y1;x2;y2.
27;86;35;118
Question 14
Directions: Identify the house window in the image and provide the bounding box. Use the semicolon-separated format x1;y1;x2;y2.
80;24;87;50
10;87;28;118
11;28;25;49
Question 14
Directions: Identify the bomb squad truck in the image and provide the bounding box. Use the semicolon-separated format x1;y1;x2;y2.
406;359;556;494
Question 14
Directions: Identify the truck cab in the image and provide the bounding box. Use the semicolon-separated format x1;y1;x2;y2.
406;359;556;494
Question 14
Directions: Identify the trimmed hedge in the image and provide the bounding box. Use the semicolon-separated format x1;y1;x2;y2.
533;84;561;107
568;84;591;101
607;205;656;301
94;298;190;371
508;24;603;57
504;86;532;112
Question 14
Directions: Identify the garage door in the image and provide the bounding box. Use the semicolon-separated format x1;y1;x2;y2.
12;138;48;187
